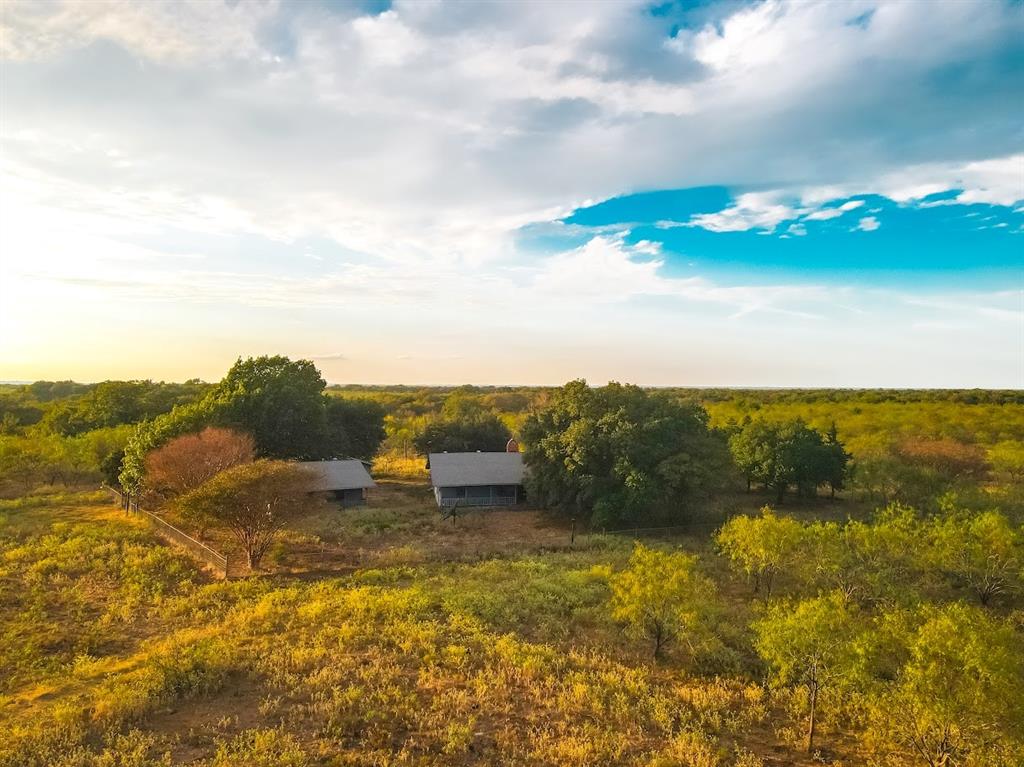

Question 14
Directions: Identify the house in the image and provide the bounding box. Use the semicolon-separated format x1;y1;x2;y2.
428;451;526;508
298;459;375;506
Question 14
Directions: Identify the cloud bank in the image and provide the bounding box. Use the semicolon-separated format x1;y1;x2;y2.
1;0;1021;386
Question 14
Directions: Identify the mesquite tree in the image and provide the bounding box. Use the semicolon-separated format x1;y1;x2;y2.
608;544;716;660
176;460;317;569
753;592;860;754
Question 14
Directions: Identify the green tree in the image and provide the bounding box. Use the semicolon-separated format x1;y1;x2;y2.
608;544;716;660
412;412;512;457
728;420;776;493
207;356;328;459
119;357;385;492
716;507;806;599
40;380;210;436
522;380;727;528
805;505;925;605
323;397;386;460
927;511;1021;606
823;422;851;499
989;440;1024;482
865;604;1024;767
728;420;836;502
176;460;317;569
753;592;861;754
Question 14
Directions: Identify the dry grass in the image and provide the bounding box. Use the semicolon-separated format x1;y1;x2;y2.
171;480;583;577
0;492;884;767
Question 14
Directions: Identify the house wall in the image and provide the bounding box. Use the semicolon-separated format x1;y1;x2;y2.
433;484;522;507
327;488;367;506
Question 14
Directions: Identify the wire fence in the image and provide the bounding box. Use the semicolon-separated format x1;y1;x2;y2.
103;486;230;578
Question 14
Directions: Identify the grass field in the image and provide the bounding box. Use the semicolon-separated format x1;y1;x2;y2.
0;488;868;767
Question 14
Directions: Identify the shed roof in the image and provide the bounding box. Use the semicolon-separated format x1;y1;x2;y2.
298;459;376;492
428;452;525;488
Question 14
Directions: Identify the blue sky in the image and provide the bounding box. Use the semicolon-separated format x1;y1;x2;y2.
0;0;1021;387
537;187;1023;288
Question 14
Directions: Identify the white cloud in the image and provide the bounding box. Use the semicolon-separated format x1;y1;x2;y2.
856;216;881;232
803;199;865;221
686;192;803;233
2;0;1021;267
0;0;278;62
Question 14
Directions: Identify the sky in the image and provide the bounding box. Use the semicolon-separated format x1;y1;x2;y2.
0;0;1022;388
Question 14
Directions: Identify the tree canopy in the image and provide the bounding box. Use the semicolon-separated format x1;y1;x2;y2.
753;592;862;753
608;544;716;660
522;380;728;528
175;459;317;569
729;419;849;502
119;357;386;492
143;427;255;503
412;413;512;457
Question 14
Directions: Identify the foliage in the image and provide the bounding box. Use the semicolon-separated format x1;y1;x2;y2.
2;382;1023;765
801;504;924;604
522;380;728;528
988;440;1024;482
895;438;990;481
39;380;211;437
413;413;512;457
715;507;805;599
0;426;132;496
204;356;330;459
728;419;848;502
0;496;769;767
608;544;717;659
864;604;1024;767
324;396;387;460
925;510;1021;606
119;357;385;492
143;427;255;503
119;400;216;494
175;460;318;569
753;592;862;753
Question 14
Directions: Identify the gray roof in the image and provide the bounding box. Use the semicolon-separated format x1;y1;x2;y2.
429;452;525;488
298;460;376;491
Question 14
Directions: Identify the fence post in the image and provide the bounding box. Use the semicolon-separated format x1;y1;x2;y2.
570;517;576;546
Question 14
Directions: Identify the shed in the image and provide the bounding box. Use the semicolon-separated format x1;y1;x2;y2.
428;451;526;509
298;459;376;506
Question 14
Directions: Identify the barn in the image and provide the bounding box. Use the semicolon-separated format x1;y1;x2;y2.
428;451;526;509
299;459;376;506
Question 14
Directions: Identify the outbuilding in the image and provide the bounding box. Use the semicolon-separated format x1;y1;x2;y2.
299;459;376;506
428;451;526;509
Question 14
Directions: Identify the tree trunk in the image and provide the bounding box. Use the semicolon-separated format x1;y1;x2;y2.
776;483;785;503
246;548;260;570
806;678;818;753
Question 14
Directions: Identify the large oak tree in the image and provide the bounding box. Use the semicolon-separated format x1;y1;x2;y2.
522;380;728;528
